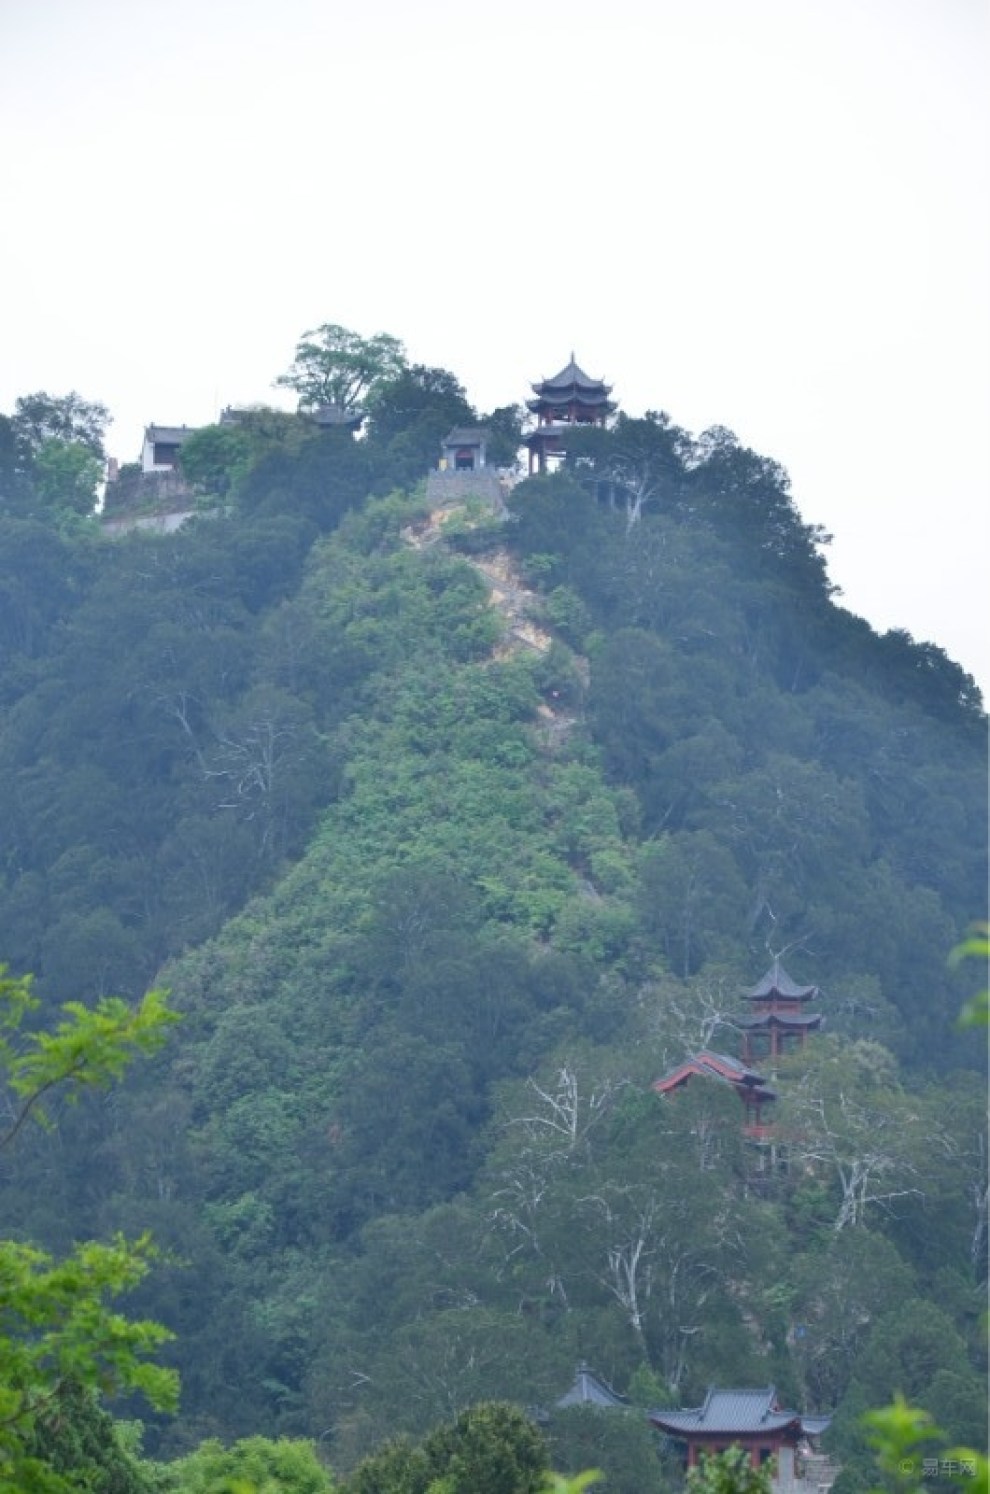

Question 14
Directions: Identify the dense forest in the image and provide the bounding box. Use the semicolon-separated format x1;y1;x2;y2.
0;337;986;1494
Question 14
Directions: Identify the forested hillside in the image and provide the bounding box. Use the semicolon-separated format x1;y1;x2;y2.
0;358;985;1493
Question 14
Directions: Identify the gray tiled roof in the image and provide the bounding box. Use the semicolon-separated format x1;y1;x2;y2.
653;1050;771;1091
144;425;195;444
737;1012;823;1029
310;404;364;428
743;961;819;1002
442;427;488;445
696;1051;766;1083
556;1364;628;1410
534;356;612;394
650;1387;831;1438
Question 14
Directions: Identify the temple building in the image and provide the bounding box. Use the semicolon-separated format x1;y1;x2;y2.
652;1050;776;1141
524;356;616;474
310;403;365;433
736;961;824;1067
649;1386;834;1493
141;424;196;473
440;426;489;472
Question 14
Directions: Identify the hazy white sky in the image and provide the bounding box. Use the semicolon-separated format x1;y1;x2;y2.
2;0;987;696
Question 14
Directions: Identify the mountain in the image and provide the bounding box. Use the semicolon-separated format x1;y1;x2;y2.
0;391;985;1487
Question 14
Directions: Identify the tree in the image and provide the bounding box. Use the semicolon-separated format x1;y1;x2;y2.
364;364;476;488
345;1402;549;1494
33;439;103;518
547;1406;660;1494
0;965;178;1492
566;412;691;530
161;1434;333;1493
422;1401;549;1494
686;1448;772;1494
776;1037;937;1231
480;406;525;471
365;364;474;449
276;324;407;412
858;1396;987;1494
21;1378;155;1494
177;423;253;495
12;392;110;462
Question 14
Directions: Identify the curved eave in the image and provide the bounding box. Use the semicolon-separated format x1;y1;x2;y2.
744;963;819;1002
526;393;616;412
532;358;613;394
649;1413;802;1437
737;1013;824;1029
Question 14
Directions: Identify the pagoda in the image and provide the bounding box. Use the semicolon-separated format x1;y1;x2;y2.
736;960;823;1067
652;961;826;1144
524;356;615;474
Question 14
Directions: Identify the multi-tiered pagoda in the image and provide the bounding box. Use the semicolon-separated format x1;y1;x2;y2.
652;961;826;1143
736;961;823;1066
524;356;616;474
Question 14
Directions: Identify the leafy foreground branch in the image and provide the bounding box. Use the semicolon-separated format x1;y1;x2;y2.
0;965;179;1493
863;1397;988;1494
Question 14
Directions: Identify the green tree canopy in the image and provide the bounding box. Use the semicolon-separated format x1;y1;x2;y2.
0;965;178;1493
161;1434;333;1493
276;324;407;412
13;391;110;462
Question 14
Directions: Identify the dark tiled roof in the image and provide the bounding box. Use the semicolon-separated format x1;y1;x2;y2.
442;426;488;445
556;1364;628;1410
310;404;364;428
651;1388;797;1436
650;1387;832;1439
531;356;613;396
695;1051;767;1084
653;1051;773;1096
737;1012;823;1030
144;425;196;444
743;960;819;1002
526;396;617;418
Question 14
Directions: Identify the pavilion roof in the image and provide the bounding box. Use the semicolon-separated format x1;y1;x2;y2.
556;1363;628;1410
653;1050;774;1097
737;1012;823;1030
526;394;618;417
531;355;613;397
649;1386;828;1438
442;426;489;446
743;960;819;1002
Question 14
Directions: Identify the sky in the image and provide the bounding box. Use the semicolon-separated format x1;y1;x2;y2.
2;0;988;697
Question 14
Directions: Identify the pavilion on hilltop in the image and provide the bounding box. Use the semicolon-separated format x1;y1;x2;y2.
524;356;616;474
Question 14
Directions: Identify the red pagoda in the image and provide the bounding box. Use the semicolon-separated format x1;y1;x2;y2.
736;960;823;1067
652;962;826;1144
524;356;616;474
